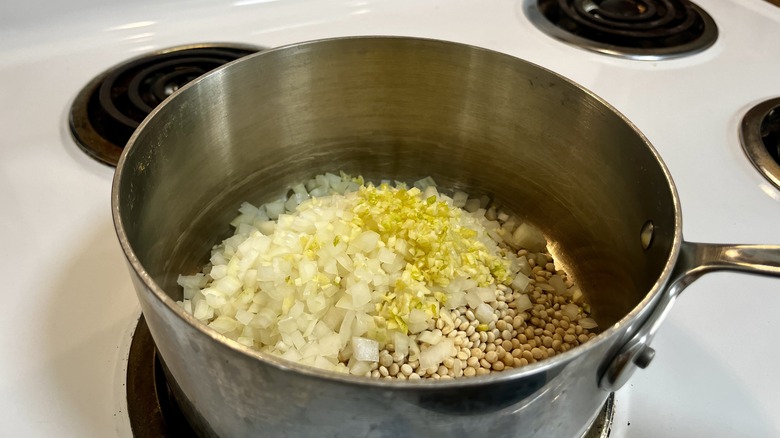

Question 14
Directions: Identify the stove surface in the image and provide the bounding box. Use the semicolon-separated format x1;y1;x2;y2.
2;0;780;437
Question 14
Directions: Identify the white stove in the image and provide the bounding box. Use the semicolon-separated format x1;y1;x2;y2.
2;0;780;436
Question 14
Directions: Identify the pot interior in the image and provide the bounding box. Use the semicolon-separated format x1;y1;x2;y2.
115;37;678;331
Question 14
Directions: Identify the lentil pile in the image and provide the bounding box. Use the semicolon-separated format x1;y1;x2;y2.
370;254;597;380
177;173;598;379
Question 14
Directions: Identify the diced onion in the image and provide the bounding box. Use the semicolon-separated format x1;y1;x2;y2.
474;287;496;303
511;274;530;292
562;303;580;320
418;339;454;370
176;172;573;376
514;294;533;313
452;191;468;208
350;361;372;376
463;198;481;212
209;316;238;334
572;286;584;303
512;223;547;252
393;332;410;357
516;256;532;276
549;275;566;296
465;289;483;309
417;330;443;345
475;303;495;324
351;337;379;362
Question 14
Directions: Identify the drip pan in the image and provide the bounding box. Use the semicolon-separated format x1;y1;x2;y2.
740;97;780;190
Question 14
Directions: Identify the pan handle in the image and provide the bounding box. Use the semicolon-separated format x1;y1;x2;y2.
678;242;780;276
599;241;780;391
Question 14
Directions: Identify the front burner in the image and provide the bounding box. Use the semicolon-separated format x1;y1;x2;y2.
126;316;616;437
126;317;197;437
740;98;780;190
69;43;261;166
527;0;718;60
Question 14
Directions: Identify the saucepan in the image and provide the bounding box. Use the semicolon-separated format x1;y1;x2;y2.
112;37;780;437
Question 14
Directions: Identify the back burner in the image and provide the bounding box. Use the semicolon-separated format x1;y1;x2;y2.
527;0;718;60
69;43;261;166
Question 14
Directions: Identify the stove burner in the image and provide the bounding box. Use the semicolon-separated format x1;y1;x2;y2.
740;98;780;190
126;316;616;437
527;0;718;60
126;317;197;437
69;44;261;166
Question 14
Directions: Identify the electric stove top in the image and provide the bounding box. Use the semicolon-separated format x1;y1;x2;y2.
1;0;779;436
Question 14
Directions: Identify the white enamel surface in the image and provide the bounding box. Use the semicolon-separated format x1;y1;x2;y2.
1;0;779;436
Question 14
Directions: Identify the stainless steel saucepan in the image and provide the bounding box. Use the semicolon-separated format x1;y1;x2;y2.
112;36;780;437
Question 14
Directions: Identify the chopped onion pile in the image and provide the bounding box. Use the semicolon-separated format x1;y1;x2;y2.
177;172;595;376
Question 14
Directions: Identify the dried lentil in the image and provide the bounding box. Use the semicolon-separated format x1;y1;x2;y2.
361;245;597;380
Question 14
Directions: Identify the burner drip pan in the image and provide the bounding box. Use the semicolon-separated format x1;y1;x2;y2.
126;317;198;437
527;0;718;60
126;316;615;437
740;97;780;190
69;43;261;166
